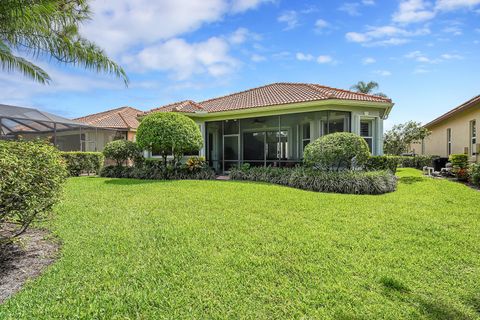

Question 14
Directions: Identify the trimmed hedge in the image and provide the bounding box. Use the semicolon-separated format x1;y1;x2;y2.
365;156;399;173
60;152;104;176
304;132;370;171
103;140;143;167
229;166;397;195
469;163;480;186
385;155;439;169
1;140;67;241
100;157;215;181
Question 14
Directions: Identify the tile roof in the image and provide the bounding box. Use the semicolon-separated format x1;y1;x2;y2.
424;95;480;128
145;100;203;114
75;106;142;130
145;82;392;115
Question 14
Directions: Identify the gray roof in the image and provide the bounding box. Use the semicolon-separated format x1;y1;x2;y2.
0;104;91;134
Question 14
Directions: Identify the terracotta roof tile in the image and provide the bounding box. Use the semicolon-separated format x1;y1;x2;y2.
145;82;391;115
75;106;142;130
144;100;203;114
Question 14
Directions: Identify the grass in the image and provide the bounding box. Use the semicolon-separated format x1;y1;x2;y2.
1;168;480;319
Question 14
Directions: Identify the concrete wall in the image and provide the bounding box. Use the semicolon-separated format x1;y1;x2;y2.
418;102;479;162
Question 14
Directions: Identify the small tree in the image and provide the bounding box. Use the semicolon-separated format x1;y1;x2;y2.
351;81;387;97
384;121;430;155
304;132;370;171
136;113;203;169
103;140;142;167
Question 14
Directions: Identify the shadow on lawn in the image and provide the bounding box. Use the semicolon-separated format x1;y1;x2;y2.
398;176;425;185
104;179;175;186
379;277;473;319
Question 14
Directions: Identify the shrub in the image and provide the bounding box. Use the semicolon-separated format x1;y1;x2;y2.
229;166;397;195
469;163;480;186
365;156;399;173
185;156;207;172
100;162;215;180
137;113;203;168
303;132;370;171
103;140;143;167
1;141;67;242
390;155;439;169
449;154;469;181
60;152;104;176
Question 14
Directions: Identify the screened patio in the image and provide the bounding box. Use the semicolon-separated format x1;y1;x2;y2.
0;104;123;151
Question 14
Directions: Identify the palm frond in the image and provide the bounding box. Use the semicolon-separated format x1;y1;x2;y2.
0;41;50;83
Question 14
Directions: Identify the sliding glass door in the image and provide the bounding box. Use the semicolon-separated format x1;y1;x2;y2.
243;130;288;166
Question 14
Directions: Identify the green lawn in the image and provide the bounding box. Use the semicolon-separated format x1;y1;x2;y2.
1;168;480;319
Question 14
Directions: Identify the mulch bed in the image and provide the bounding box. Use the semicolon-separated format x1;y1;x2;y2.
0;225;60;304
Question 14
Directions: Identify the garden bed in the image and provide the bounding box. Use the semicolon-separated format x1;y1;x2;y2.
0;225;60;304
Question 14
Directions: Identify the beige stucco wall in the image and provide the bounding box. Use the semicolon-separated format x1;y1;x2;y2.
418;102;479;162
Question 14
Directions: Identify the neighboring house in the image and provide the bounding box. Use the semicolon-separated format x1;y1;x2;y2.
144;83;394;172
75;106;142;151
416;95;480;162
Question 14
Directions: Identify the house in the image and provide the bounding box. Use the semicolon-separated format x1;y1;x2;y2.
145;83;394;172
416;95;479;162
75;106;142;150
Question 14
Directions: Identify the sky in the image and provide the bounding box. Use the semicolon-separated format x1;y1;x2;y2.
1;0;480;129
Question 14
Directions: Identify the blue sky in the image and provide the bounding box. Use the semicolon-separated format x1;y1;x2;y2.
1;0;479;128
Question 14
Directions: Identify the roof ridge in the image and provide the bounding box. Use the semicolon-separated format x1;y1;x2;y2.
198;83;283;105
117;111;130;128
424;94;480;127
307;83;392;102
147;100;202;113
75;106;139;121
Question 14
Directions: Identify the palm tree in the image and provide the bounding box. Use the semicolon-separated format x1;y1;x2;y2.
0;0;128;85
351;81;387;97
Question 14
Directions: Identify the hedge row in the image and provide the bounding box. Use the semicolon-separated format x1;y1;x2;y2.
365;155;439;172
1;141;67;242
60;152;104;176
229;166;397;195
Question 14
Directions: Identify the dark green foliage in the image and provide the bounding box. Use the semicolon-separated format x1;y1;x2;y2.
60;152;104;176
384;121;431;155
137;113;203;168
468;163;480;186
185;156;208;172
0;140;67;241
388;155;439;169
303;132;370;171
449;154;469;169
103;140;143;167
100;160;215;181
449;154;470;181
365;156;399;173
229;166;397;194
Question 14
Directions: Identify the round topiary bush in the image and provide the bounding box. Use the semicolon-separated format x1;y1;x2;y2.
103;139;142;167
303;132;370;171
137;112;203;166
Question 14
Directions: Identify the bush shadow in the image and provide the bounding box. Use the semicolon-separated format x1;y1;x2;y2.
399;176;425;185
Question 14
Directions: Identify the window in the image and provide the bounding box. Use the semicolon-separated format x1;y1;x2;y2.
470;120;476;156
447;128;452;155
302;122;311;150
360;119;374;152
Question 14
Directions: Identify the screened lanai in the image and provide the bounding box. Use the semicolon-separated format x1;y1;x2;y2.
0;104;122;151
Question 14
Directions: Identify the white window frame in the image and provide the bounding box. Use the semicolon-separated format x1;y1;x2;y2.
447;128;452;155
359;118;375;153
470;120;476;156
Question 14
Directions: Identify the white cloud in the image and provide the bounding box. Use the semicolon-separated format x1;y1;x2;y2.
339;3;361;16
229;28;250;44
436;0;480;11
362;57;376;64
317;55;334;64
443;25;463;35
296;52;315;61
251;54;267;62
123;37;237;80
346;25;429;46
81;0;271;56
362;0;375;5
277;10;299;30
393;0;435;24
440;53;463;59
314;19;329;32
405;51;440;63
413;67;430;74
373;70;392;76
